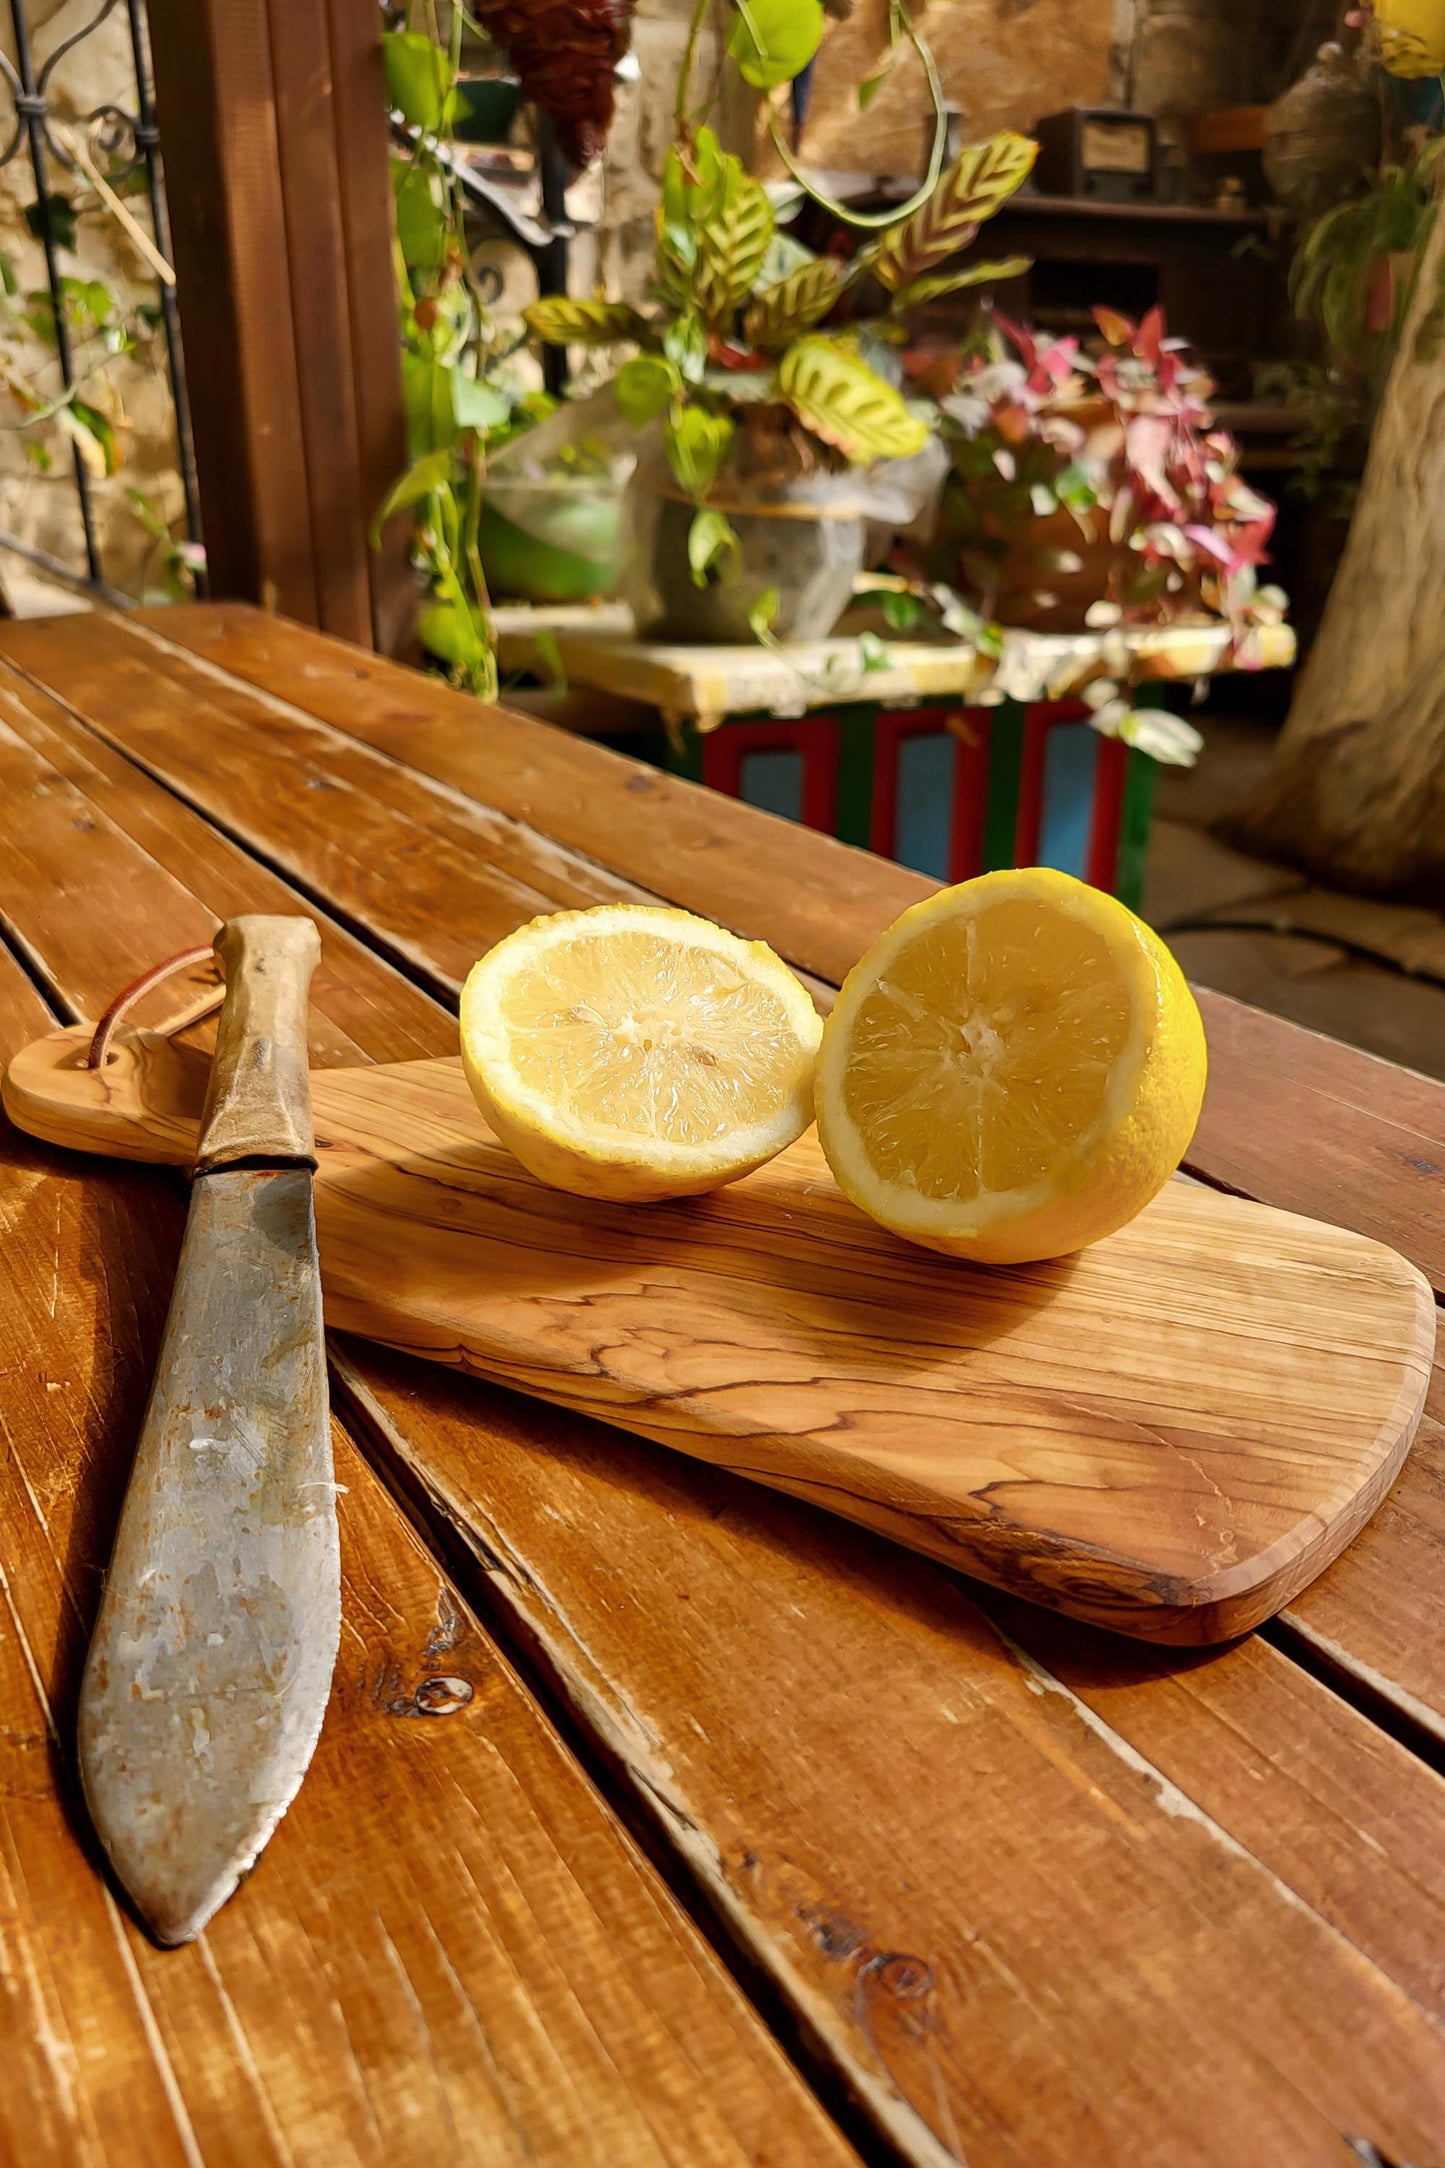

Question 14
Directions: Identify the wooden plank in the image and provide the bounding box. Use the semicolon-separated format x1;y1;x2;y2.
334;1342;1445;2168
0;912;855;2164
490;620;1295;726
0;616;656;1000
147;4;318;621
0;946;200;2167
113;605;932;982
322;0;415;656
1188;987;1445;1296
0;668;448;1067
1280;1366;1445;1750
9;1034;1434;1649
6;619;1445;2160
262;0;374;645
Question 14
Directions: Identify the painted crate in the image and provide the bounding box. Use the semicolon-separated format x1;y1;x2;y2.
671;691;1168;911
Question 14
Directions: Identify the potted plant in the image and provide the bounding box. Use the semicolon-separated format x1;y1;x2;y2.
525;119;1034;641
915;307;1283;652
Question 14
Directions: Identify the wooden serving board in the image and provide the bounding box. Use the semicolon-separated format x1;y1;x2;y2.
7;1025;1434;1644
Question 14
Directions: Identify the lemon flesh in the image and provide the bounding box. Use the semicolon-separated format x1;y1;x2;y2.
460;905;822;1200
815;868;1207;1263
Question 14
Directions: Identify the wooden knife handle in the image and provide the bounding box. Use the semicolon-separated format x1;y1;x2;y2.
194;916;320;1173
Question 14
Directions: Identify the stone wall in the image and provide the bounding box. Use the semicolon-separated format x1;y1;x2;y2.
767;0;1123;183
0;0;185;603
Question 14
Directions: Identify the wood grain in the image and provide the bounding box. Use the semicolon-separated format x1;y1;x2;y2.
335;1338;1445;2168
0;663;450;1065
321;0;415;655
0;615;658;998
0;926;857;2164
110;606;930;983
263;0;374;645
147;4;318;621
8;608;1445;2162
7;1032;1434;1645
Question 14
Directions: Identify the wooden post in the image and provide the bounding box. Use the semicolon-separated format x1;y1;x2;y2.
147;0;413;654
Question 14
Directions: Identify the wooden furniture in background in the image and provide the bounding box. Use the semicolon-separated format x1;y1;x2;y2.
492;618;1296;907
147;0;412;654
1;604;1445;2162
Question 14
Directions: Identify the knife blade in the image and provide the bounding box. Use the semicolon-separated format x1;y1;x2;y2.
78;915;340;1947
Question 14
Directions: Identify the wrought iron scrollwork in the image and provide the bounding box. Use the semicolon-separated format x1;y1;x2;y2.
0;0;199;595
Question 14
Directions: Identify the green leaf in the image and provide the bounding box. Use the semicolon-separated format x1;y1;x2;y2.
75;278;114;327
59;399;119;476
532;628;567;690
777;337;929;463
22;291;58;347
753;231;814;291
615;354;678;425
663;313;709;385
744;255;845;349
695;161;774;325
894;256;1031;308
24;193;77;251
1055;462;1098;512
881;589;923;633
383;30;454;133
746;586;780;639
371;447;453;541
687;507;740;587
857;629;891;672
393;161;448;272
858;70;888;109
123;483;172;543
403;352;458;455
418;598;486;667
23;439;51;473
524;296;648;347
664;405;734;499
728;0;824;90
682;129;729;225
451;373;512;431
870;133;1038;293
0;252;16;296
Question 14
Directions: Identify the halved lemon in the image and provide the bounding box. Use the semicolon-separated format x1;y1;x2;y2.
460;905;822;1201
815;868;1206;1264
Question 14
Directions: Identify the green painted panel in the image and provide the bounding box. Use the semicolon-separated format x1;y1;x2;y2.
834;704;879;850
982;700;1025;873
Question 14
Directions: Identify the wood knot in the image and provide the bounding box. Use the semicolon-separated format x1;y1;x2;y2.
865;1952;934;2002
389;1674;475;1718
413;1674;474;1716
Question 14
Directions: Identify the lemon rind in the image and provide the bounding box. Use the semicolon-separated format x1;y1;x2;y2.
816;869;1160;1243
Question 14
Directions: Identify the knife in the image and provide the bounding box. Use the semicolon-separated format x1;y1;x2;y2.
78;915;340;1947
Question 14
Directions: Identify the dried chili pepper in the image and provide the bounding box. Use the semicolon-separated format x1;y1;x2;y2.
476;0;636;169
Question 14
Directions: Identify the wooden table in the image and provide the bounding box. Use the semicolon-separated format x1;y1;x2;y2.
492;616;1299;732
0;603;1442;2168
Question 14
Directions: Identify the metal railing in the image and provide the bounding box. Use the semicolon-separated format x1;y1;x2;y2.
0;0;197;603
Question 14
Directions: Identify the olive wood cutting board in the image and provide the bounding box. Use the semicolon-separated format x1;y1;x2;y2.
7;1024;1434;1644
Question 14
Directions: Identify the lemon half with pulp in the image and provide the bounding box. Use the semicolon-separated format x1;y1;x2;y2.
461;904;822;1200
815;868;1206;1263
